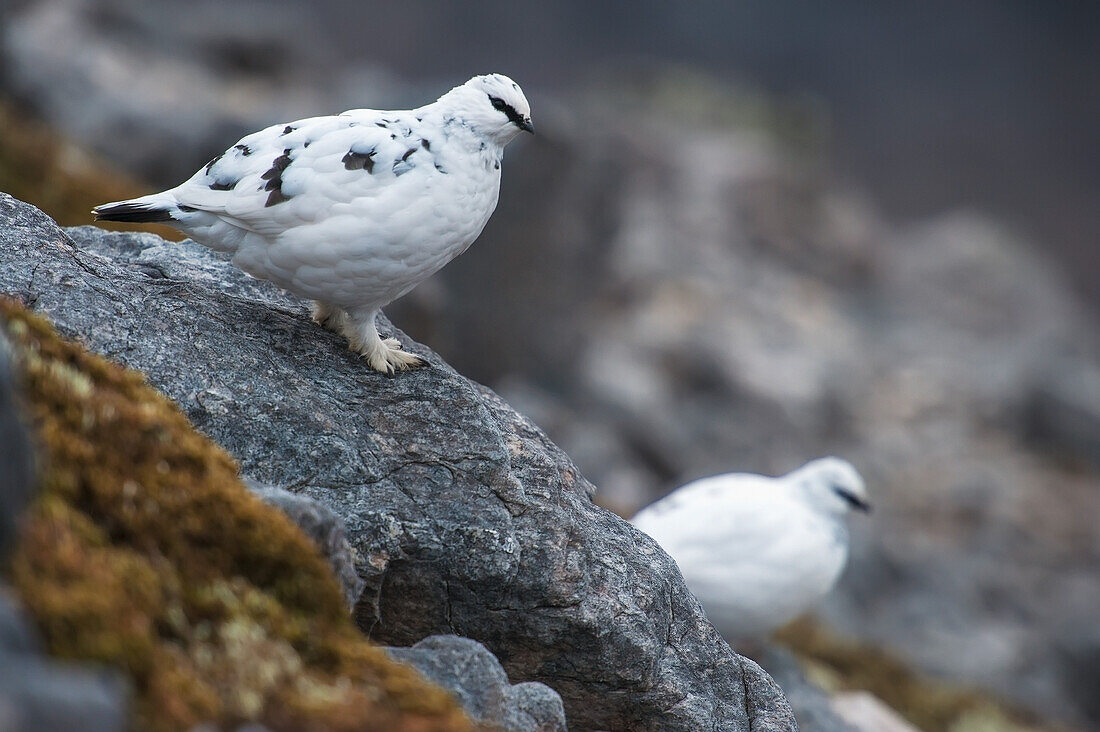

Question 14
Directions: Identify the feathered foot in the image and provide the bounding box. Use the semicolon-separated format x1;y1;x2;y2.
312;301;348;333
330;305;425;374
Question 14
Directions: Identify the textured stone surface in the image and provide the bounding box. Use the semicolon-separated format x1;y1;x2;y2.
245;479;366;611
0;194;795;731
386;635;566;732
754;645;854;732
0;607;129;732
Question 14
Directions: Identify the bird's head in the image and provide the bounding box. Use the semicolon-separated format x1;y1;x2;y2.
795;457;871;517
442;74;534;145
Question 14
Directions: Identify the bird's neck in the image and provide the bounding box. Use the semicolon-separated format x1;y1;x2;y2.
423;113;503;171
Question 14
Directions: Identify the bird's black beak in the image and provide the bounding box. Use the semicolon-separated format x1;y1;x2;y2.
519;118;534;135
836;488;872;513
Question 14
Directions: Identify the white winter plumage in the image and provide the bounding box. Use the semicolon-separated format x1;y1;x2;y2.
631;457;871;640
94;74;533;373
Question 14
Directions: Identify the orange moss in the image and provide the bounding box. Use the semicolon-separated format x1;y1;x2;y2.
2;299;473;731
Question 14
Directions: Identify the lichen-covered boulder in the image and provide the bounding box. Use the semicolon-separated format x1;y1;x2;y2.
0;193;796;731
0;297;473;731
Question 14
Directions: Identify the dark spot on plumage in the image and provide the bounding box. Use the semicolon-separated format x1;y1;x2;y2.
434;162;447;174
204;152;224;174
392;149;417;177
420;138;431;151
265;188;289;207
390;134;397;140
234;144;253;156
282;125;296;135
342;148;376;173
260;149;292;180
375;121;387;128
209;180;236;191
178;204;197;212
303;140;311;148
416;115;423;122
261;149;293;207
494;161;500;170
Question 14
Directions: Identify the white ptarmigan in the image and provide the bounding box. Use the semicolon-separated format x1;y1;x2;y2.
94;74;533;373
631;457;870;640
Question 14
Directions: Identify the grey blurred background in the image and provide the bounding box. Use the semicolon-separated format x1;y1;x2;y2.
2;0;1098;728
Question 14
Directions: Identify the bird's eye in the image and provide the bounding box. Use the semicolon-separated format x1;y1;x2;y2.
488;96;508;111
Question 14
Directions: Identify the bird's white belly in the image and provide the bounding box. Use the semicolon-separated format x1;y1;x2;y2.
229;169;499;308
686;528;848;637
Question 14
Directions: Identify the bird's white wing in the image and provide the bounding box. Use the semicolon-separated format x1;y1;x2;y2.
168;109;438;236
633;474;800;573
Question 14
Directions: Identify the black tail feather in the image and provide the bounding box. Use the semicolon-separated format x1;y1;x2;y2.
93;202;173;223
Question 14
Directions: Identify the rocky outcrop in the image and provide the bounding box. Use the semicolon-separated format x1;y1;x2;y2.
0;193;796;731
0;293;476;731
386;636;566;732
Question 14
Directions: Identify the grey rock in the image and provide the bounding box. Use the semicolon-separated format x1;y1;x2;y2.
0;589;42;658
754;645;854;732
0;194;796;731
244;478;366;611
0;591;129;732
0;330;34;558
737;655;800;732
1021;357;1100;467
386;635;566;732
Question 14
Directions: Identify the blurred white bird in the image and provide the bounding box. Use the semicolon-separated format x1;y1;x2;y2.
631;457;870;640
94;74;532;373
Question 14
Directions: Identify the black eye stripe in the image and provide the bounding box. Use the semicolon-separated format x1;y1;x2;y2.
487;94;526;128
834;487;870;511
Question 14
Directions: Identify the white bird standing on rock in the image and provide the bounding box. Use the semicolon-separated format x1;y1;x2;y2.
94;74;533;374
631;457;870;640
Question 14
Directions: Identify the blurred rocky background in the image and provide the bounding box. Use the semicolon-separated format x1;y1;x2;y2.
2;1;1098;729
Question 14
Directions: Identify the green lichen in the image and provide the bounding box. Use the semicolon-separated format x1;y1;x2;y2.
1;298;473;731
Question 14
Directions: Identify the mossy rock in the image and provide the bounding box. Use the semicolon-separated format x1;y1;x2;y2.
1;299;473;731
